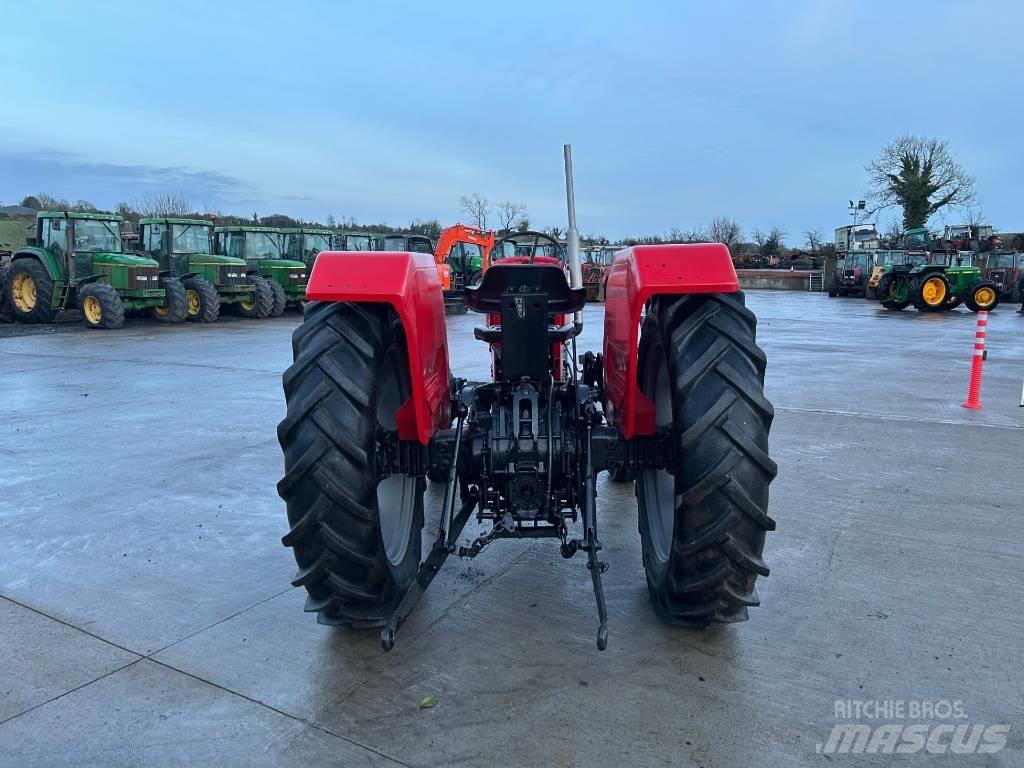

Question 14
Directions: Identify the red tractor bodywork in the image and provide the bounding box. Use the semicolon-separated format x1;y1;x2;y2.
602;244;739;439
306;250;451;443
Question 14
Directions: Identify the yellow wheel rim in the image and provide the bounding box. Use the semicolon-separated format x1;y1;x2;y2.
12;272;36;312
187;289;201;316
922;276;946;305
152;304;169;317
240;298;255;311
83;295;102;324
975;287;996;307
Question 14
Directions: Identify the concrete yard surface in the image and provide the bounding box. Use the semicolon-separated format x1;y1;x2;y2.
0;291;1021;767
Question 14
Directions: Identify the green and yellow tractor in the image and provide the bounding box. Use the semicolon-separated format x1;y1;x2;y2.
877;252;999;313
138;217;272;322
281;227;333;271
213;226;308;316
5;211;186;329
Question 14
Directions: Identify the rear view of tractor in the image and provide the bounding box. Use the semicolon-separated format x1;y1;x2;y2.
276;147;777;651
213;226;307;316
5;211;185;329
138;217;270;322
434;224;494;314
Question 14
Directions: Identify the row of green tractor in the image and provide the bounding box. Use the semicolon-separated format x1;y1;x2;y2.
0;212;319;329
830;231;1014;313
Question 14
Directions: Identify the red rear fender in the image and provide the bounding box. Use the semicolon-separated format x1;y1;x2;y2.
602;244;739;439
307;250;450;444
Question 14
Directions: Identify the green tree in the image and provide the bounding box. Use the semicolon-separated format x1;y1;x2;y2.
866;135;975;230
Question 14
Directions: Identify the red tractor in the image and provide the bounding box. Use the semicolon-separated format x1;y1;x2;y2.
276;147;776;650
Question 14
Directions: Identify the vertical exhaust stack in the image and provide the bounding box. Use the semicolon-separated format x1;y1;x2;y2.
563;144;583;323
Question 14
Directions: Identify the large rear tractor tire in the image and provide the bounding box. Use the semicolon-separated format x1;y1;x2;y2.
151;276;188;323
79;282;125;330
268;279;287;317
964;279;1000;313
183;276;220;323
7;258;56;323
636;292;776;626
910;273;950;312
277;302;423;627
237;276;273;319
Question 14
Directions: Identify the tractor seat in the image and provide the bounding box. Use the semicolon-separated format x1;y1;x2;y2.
466;262;586;315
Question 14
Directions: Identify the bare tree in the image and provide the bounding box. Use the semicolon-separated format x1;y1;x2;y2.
866;135;976;230
880;216;903;248
803;228;823;252
752;229;767;253
459;193;491;230
137;192;194;217
33;193;70;210
707;216;742;253
495;200;527;235
326;213;336;228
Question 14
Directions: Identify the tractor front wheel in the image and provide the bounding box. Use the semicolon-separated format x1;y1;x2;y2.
79;283;125;330
268;279;287;317
277;302;423;626
964;279;1000;313
635;293;776;626
182;276;220;323
237;276;273;319
7;259;56;323
151;276;188;323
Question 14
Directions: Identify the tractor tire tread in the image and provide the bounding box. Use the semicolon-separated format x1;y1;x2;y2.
183;276;220;323
638;292;776;627
80;282;125;330
277;301;420;627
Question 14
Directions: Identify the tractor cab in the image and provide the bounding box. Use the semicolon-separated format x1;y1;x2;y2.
281;227;333;268
901;227;931;250
333;231;379;251
213;226;308;315
381;234;435;253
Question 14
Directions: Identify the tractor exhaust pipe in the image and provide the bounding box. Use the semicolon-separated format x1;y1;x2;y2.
563;144;583;323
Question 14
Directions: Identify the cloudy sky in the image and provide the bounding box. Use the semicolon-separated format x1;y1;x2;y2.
1;0;1021;240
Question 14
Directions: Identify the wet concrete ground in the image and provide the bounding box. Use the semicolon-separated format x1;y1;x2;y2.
0;291;1021;767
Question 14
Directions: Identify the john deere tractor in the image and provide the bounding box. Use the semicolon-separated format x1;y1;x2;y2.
381;233;435;253
5;211;185;329
877;252;999;313
333;231;381;251
213;226;308;316
138;218;272;322
281;227;333;271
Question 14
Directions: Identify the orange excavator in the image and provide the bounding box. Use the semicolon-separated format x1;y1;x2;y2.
434;224;495;314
